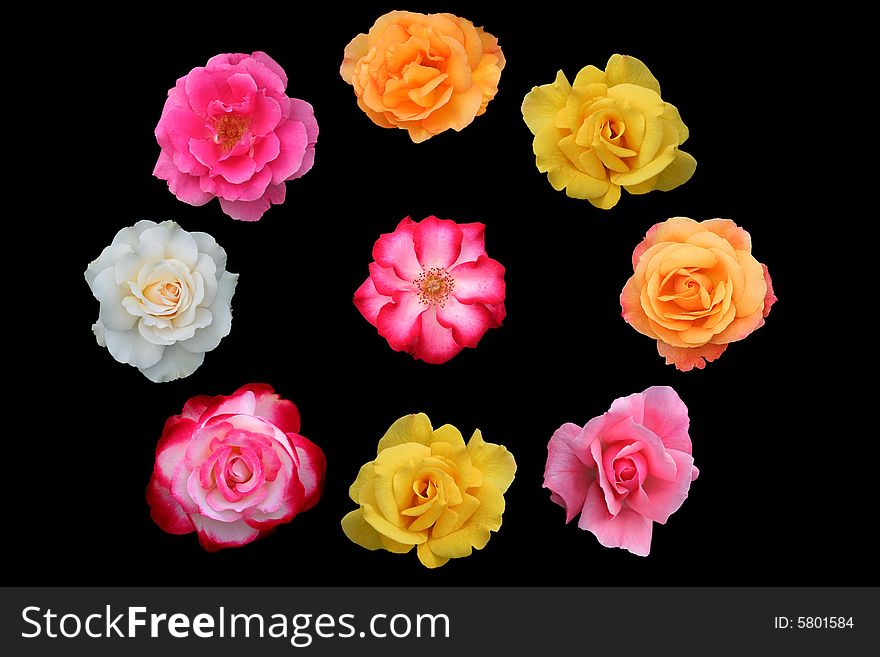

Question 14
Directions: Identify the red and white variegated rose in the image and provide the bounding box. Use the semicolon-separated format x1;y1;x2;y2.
354;216;506;364
147;384;325;551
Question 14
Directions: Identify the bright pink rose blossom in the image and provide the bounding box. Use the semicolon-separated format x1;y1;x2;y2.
154;51;318;222
354;216;506;364
147;384;326;551
544;386;699;556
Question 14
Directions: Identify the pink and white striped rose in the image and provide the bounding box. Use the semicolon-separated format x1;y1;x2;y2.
147;384;325;551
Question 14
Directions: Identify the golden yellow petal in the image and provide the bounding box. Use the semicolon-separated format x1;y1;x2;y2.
341;510;384;550
594;141;629;173
431;439;473;489
430;424;466;447
533;124;570;176
449;492;481;532
427;483;505;558
605;54;661;94
377;413;433;454
662;102;689;143
375;442;431;473
558;134;586;169
401;496;436;517
431;508;460;539
349;463;377;503
654;150;697;192
565;168;611;200
381;534;415;554
391;461;418;511
588;182;622;209
521;70;572;134
611;142;676;187
363;502;426;545
408;500;444;532
624;176;658;195
572;64;606;88
466;430;516;493
373;463;404;526
417;542;450;569
579;147;607;180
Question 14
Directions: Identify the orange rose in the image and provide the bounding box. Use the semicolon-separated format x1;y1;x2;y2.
340;10;505;142
621;217;776;371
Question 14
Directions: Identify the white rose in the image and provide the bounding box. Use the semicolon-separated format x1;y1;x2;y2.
84;220;238;382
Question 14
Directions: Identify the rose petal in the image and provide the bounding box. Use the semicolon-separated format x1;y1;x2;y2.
154;416;197;486
413;216;463;269
235;383;301;434
269;120;308;185
288;98;319;142
413;307;463;364
190;516;261;552
290;433;326;511
449;255;505;305
579;482;653;556
435;297;493;348
354;277;392;328
369;262;412;296
453;222;487;266
656;340;727;371
627;449;695;524
218;195;271;222
102;326;164;370
608;386;691;454
544;422;592;523
372;217;421;280
376;291;427;351
139;343;206;383
147;474;194;535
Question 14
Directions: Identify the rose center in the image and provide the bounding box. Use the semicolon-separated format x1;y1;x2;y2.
602;118;625;141
212;115;250;151
226;456;253;484
413;267;455;307
413;477;437;499
614;458;637;482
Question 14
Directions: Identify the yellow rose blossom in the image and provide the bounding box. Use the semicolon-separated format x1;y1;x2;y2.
341;413;516;568
522;54;696;209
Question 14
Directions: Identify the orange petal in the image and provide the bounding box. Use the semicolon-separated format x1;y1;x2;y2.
621;277;657;338
656;341;727;371
420;85;483;134
702;219;752;251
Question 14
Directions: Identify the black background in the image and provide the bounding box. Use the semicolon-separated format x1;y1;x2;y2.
21;3;856;585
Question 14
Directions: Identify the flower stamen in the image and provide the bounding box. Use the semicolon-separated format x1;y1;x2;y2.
212;115;250;151
413;267;455;307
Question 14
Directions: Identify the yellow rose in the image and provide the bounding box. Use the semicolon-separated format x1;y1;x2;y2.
341;413;516;568
521;54;696;209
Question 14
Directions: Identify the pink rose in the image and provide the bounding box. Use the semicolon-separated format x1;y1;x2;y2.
354;216;506;364
147;384;326;551
544;386;699;556
154;51;318;222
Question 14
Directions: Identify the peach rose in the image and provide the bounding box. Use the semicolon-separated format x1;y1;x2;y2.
621;217;776;371
340;10;505;142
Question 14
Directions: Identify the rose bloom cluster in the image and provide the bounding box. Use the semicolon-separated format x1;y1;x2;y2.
79;19;783;563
